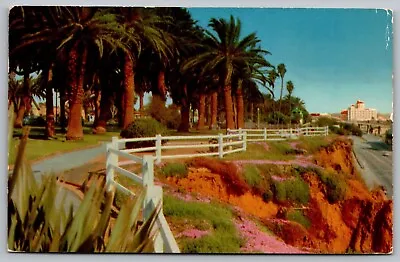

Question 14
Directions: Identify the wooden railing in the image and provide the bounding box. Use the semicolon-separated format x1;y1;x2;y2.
106;138;180;253
227;126;328;142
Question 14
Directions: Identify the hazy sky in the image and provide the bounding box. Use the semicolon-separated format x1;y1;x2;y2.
188;8;393;114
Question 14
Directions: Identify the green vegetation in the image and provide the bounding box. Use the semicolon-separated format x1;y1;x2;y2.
286;209;311;229
297;136;332;154
243;165;262;186
9;129;119;164
317;170;347;203
273;177;310;205
160;162;188;178
224;142;296;161
163;195;242;253
295;166;347;203
120;118;170;149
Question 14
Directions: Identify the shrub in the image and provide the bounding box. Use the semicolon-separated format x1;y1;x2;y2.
161;162;188;178
273;177;310;205
318;170;347;203
147;96;181;129
286;209;311;229
341;123;363;137
243;165;261;187
120;118;169;149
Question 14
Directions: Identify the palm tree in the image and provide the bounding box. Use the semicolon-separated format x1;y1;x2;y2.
184;16;270;130
118;7;173;129
286;80;294;127
266;69;278;123
277;63;287;125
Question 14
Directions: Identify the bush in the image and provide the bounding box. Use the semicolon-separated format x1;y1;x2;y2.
243;165;261;187
286;209;311;229
273;177;310;205
318;170;347;203
120;118;169;149
161;162;188;178
147;96;181;129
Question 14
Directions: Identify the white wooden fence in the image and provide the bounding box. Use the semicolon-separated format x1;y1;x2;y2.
227;126;329;142
105;126;328;253
106;137;180;253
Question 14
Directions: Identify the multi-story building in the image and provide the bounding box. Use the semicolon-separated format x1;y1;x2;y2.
347;100;377;121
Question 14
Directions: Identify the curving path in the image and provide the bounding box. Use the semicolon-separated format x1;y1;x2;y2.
29;143;107;212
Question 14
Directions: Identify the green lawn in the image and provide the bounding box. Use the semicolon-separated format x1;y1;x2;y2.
8;126;120;164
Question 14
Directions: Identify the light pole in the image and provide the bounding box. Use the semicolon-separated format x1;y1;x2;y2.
257;107;260;128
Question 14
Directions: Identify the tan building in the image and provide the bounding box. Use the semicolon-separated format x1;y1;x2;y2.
347;100;377;121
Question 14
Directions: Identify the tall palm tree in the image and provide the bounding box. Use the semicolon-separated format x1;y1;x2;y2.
277;63;287;125
286;80;294;127
118;7;173;129
184;16;270;130
266;69;278;123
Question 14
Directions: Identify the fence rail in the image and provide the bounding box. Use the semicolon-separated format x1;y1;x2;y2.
105;126;328;253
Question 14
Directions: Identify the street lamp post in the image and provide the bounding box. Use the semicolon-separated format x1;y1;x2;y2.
257;107;260;128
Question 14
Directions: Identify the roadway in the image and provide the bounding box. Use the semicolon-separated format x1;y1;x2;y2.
351;134;393;199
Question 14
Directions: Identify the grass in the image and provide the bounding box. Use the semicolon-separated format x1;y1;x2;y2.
273;176;310;205
243;165;262;186
163;195;243;253
224;141;296;161
296;135;333;154
8;126;119;164
317;169;348;203
160;162;188;178
286;209;311;229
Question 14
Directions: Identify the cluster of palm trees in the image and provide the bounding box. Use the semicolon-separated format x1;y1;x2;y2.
9;7;300;140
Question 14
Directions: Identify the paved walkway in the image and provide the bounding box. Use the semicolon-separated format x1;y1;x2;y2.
29;143;107;212
31;143;106;182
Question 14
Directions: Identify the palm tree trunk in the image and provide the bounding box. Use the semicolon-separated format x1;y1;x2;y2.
123;54;135;129
45;65;55;138
93;89;101;127
59;84;67;132
209;91;218;130
250;102;254;122
139;91;144;112
233;95;237;129
66;43;87;140
205;95;211;126
157;70;167;100
278;78;284;125
14;70;30;128
197;93;206;129
94;90;112;134
236;79;244;128
178;84;190;132
223;67;234;130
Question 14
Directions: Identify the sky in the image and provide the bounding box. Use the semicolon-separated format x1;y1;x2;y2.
187;8;393;114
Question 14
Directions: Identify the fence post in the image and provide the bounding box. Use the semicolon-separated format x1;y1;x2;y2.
106;137;119;192
306;127;309;136
142;155;154;220
218;133;224;158
155;134;162;164
243;131;247;151
263;128;267;141
326;126;329;136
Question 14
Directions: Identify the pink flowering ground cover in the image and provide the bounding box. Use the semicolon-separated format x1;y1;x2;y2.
235;219;307;254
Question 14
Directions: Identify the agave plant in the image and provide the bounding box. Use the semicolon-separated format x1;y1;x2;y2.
7;105;160;252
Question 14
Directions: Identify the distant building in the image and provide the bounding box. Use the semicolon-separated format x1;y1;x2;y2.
340;109;348;121
347;100;377;121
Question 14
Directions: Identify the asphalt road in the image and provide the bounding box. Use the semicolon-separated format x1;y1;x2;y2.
351;134;393;199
